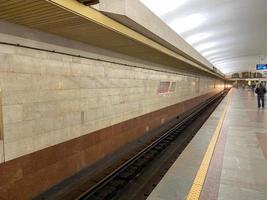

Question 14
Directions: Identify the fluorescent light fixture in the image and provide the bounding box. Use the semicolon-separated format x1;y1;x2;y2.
209;58;224;63
206;54;224;61
201;49;221;57
170;13;206;34
185;33;212;45
141;0;190;16
195;42;217;52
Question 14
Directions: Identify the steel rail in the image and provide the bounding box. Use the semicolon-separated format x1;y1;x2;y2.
77;90;227;200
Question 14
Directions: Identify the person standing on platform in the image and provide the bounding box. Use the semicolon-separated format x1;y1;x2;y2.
255;83;266;108
252;83;256;92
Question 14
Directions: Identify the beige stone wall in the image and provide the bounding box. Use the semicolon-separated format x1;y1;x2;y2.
0;22;224;162
0;87;3;163
0;141;3;163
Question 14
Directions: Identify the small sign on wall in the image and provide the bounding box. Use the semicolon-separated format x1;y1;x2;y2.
169;82;176;92
158;81;170;93
256;64;267;70
157;81;176;94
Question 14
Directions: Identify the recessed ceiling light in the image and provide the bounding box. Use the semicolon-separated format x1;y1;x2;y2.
170;13;206;34
185;33;212;45
195;42;217;52
141;0;190;16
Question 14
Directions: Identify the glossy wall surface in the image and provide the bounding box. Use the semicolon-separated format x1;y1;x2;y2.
0;43;223;161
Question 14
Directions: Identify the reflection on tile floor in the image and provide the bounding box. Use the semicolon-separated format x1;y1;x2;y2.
218;89;267;200
148;89;267;200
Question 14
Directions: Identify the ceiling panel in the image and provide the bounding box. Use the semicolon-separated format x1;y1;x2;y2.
141;0;267;75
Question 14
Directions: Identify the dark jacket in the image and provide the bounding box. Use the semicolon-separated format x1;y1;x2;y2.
255;86;266;97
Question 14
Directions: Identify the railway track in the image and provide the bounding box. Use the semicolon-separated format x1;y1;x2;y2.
76;90;228;200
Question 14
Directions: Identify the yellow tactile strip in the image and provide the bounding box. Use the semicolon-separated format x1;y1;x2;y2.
186;89;233;200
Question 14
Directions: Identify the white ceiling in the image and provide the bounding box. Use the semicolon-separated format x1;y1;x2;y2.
141;0;267;75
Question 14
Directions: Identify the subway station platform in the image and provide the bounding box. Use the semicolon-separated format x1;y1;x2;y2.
148;88;267;200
